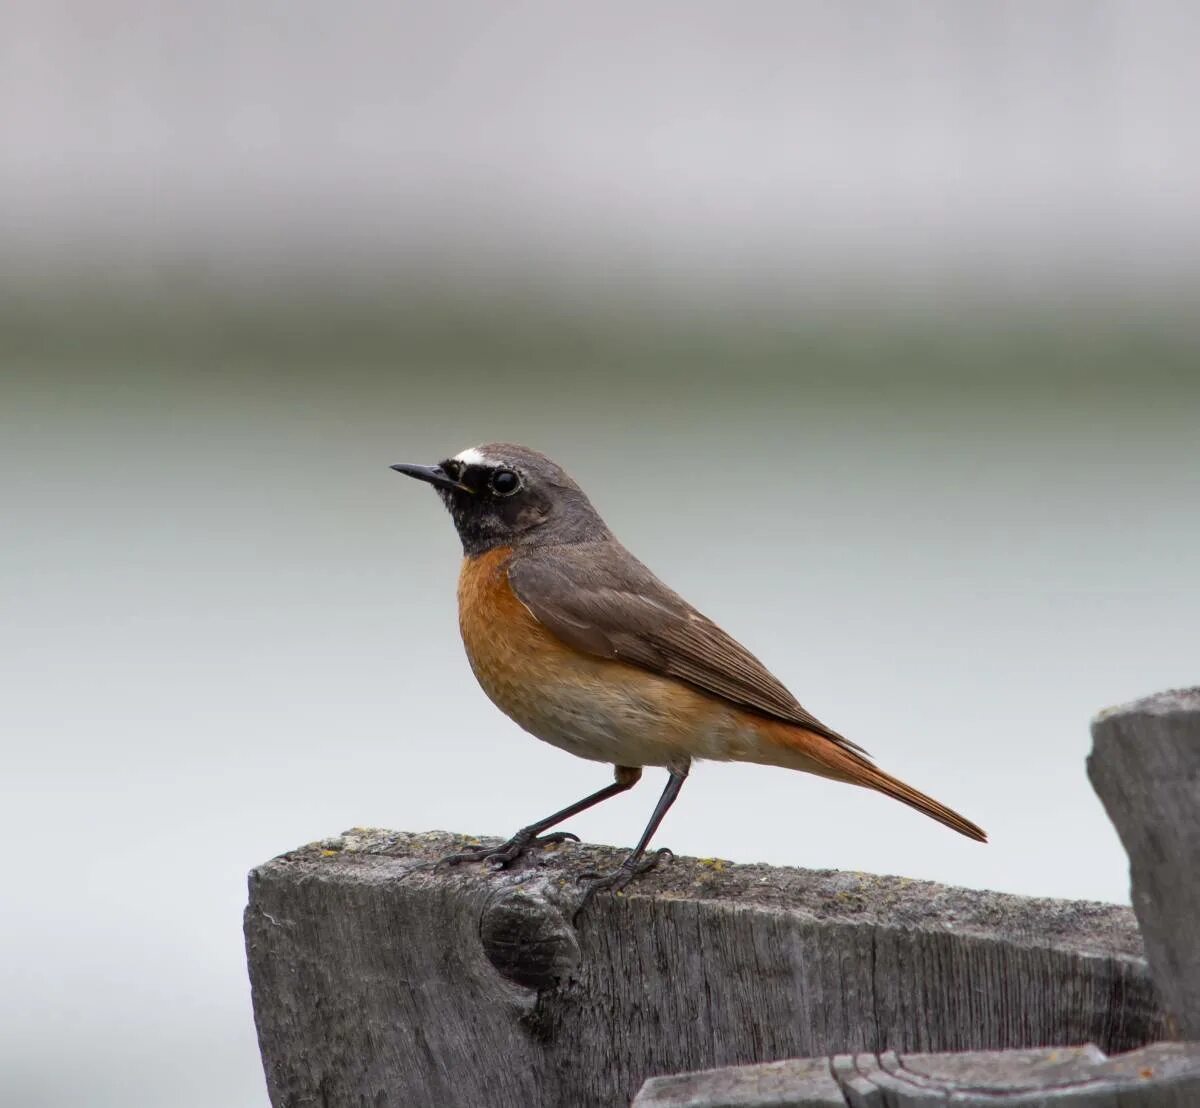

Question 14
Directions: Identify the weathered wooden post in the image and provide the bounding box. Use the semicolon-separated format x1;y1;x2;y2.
244;688;1200;1106
1088;688;1200;1040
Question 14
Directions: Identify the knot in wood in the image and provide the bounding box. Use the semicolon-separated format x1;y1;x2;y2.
478;885;580;991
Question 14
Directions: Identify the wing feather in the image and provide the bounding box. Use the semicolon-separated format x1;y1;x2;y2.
508;543;869;757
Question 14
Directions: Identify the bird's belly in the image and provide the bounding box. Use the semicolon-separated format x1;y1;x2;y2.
457;548;750;767
471;648;754;767
479;662;735;767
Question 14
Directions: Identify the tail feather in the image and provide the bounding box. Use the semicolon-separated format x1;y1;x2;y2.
764;721;988;843
854;762;988;842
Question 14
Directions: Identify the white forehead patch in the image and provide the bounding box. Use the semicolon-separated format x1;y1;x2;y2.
454;446;497;467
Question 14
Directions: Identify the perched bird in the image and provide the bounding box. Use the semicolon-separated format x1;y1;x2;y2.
393;443;986;897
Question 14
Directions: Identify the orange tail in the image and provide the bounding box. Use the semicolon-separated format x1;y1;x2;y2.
850;760;987;842
764;721;988;843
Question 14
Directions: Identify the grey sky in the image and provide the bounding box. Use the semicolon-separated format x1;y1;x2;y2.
2;2;1198;304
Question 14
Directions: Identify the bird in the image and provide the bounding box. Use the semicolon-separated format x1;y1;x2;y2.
392;443;986;899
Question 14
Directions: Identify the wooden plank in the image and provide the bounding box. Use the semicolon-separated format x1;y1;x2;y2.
245;829;1162;1108
1088;686;1200;1040
630;1057;845;1107
634;1042;1200;1106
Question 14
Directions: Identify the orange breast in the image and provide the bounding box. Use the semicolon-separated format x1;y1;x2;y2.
456;546;571;707
456;547;723;768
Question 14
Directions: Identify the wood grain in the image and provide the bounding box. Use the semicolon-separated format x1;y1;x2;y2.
1088;687;1200;1041
245;830;1162;1108
634;1042;1200;1106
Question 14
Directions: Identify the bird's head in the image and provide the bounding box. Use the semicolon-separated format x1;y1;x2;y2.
392;443;610;555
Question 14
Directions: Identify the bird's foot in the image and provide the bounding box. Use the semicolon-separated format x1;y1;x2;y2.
439;829;580;870
574;847;673;917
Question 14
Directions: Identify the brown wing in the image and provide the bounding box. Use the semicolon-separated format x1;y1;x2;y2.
507;542;869;757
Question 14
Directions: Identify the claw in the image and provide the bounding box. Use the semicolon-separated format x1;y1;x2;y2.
438;829;579;870
574;847;673;918
535;831;581;847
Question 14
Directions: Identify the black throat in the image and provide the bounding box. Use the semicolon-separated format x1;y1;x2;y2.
440;485;612;557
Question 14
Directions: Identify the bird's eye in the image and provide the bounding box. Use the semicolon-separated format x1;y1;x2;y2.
490;468;520;496
441;460;462;481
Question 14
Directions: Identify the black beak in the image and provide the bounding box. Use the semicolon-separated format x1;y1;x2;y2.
390;462;472;494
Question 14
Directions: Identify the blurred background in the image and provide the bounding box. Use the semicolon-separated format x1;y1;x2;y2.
3;2;1198;1106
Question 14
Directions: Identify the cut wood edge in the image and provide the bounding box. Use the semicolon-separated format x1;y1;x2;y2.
633;1041;1200;1107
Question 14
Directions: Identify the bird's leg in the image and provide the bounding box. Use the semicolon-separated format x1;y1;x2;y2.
575;763;688;913
441;766;643;869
